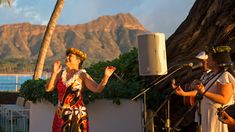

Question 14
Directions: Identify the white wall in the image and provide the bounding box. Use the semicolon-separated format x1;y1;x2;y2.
29;99;143;132
29;100;55;132
87;99;143;132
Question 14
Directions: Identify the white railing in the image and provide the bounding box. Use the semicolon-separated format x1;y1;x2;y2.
0;97;30;132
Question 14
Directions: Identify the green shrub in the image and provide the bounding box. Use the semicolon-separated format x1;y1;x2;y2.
83;48;146;104
19;48;148;105
19;79;58;105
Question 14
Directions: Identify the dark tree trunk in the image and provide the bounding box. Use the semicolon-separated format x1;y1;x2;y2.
166;0;235;64
161;0;235;131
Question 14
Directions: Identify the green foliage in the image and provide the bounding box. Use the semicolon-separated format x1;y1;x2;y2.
19;48;152;106
0;0;12;6
82;48;146;105
212;45;231;53
19;79;58;105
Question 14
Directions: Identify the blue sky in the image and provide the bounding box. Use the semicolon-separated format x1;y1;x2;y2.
0;0;195;37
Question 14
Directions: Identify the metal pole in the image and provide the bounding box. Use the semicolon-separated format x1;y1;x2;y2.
132;66;184;101
144;92;147;132
11;110;13;132
166;99;170;132
15;75;19;92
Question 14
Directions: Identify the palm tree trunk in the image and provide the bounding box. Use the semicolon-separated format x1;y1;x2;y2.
33;0;64;80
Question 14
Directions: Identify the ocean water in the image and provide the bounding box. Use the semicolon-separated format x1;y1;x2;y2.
0;74;48;91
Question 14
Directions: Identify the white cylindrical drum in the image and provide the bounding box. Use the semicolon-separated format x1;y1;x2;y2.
137;33;167;75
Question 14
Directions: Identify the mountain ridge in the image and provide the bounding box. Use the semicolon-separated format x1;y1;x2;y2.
0;13;148;72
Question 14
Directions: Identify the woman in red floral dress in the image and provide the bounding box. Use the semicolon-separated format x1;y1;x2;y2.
45;48;116;132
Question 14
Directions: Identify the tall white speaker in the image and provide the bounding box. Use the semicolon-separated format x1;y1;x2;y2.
137;33;167;75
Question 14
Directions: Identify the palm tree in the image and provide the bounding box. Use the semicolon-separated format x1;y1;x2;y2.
33;0;64;80
0;0;12;6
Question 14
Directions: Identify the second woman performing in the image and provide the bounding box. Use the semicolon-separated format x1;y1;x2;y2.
172;45;235;132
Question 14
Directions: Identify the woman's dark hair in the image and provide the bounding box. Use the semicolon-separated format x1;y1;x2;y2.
212;52;235;76
208;46;235;76
212;52;232;65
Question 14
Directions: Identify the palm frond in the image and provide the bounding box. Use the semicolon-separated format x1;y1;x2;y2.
0;0;12;7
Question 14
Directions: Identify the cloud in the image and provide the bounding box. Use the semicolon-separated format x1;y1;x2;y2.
131;0;195;37
0;0;53;25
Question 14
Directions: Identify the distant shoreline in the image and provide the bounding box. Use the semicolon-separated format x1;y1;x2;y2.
0;74;49;92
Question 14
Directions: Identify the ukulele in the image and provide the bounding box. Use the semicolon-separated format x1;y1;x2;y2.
171;79;202;107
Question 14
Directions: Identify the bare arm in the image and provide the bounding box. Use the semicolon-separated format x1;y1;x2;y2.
174;86;198;97
45;60;62;92
171;81;198;97
197;82;233;105
82;66;116;93
182;90;198;97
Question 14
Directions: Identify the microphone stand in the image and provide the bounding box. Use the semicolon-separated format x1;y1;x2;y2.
144;87;177;132
132;65;185;132
172;70;225;132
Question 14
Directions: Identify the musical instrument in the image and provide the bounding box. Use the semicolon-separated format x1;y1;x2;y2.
171;79;203;107
186;80;205;106
217;106;231;122
171;79;193;106
183;96;195;107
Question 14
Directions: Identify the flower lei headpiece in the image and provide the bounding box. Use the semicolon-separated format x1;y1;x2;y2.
66;48;87;61
211;45;231;54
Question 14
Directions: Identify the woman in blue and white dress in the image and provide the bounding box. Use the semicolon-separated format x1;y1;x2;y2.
173;46;235;132
194;46;235;132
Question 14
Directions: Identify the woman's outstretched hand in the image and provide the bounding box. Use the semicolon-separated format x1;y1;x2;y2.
104;66;116;77
53;60;62;74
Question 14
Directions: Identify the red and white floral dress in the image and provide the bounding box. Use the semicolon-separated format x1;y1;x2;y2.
52;69;89;132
